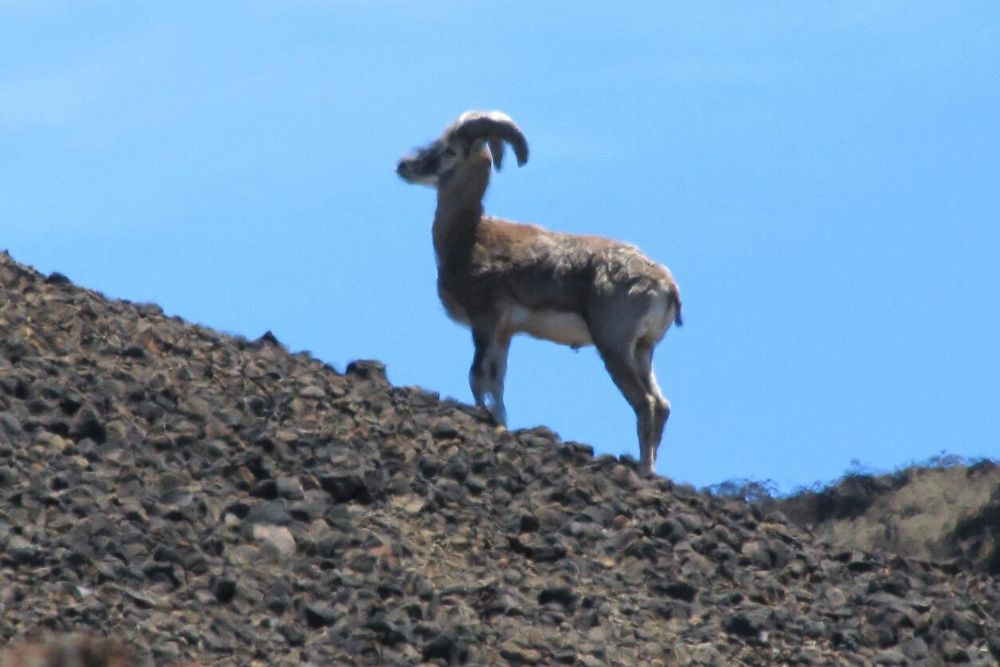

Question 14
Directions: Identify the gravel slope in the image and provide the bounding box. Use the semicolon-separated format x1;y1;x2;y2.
1;251;998;666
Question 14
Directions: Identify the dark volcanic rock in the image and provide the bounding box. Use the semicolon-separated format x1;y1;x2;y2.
1;250;999;666
303;602;338;628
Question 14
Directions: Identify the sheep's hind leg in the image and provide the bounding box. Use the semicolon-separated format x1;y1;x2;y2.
635;338;670;468
470;328;511;425
595;338;659;475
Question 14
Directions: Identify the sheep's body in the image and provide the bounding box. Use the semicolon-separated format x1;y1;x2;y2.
439;214;679;347
398;111;681;474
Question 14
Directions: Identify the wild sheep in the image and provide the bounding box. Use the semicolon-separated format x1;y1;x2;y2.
396;111;682;474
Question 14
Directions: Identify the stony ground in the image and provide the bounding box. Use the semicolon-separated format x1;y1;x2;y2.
1;250;999;666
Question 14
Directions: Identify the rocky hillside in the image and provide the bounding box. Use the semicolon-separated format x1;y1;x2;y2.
1;250;999;666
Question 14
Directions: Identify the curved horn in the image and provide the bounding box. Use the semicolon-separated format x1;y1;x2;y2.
448;111;529;170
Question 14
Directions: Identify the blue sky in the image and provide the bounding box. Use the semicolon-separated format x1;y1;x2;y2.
3;2;998;491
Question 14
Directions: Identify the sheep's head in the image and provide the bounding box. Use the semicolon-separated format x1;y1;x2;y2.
397;111;529;187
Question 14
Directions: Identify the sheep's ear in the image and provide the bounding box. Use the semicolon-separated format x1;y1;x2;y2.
488;138;506;171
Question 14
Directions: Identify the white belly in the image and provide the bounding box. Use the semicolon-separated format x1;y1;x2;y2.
510;305;593;348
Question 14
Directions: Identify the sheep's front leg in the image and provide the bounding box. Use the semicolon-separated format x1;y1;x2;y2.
470;328;511;425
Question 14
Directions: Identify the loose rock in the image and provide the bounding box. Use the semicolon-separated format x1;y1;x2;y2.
1;251;998;666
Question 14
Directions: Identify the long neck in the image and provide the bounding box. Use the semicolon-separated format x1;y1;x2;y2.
432;148;492;265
